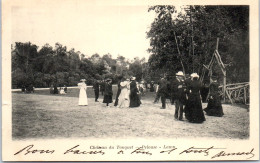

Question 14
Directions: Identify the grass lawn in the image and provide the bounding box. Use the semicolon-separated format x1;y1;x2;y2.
12;86;249;140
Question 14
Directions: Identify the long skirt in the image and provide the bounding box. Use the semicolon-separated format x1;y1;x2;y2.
204;95;224;117
201;86;209;102
79;89;88;105
129;92;141;107
184;94;205;123
103;94;112;103
118;88;130;108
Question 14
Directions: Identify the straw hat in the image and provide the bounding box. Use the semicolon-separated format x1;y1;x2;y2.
80;79;86;82
130;76;136;80
176;71;184;76
191;73;199;78
211;75;218;81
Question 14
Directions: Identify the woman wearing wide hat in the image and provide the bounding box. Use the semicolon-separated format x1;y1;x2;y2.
203;76;224;117
129;77;141;108
78;79;88;106
118;77;130;108
185;73;206;123
103;78;113;107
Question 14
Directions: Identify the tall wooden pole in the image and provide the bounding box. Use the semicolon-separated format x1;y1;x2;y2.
190;6;194;73
216;38;219;50
216;37;226;103
174;32;185;75
223;70;226;103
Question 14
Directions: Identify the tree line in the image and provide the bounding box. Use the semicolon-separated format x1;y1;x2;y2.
12;42;148;88
12;5;249;89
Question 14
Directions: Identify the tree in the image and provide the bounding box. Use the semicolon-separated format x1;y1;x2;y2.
35;43;54;73
147;5;249;83
115;55;130;75
102;53;116;73
12;42;38;87
147;6;185;76
128;57;145;81
54;42;70;72
89;53;102;64
68;48;81;71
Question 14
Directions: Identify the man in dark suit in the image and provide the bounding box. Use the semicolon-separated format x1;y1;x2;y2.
64;85;68;93
153;80;161;103
100;80;105;96
172;71;186;120
93;80;100;102
158;77;168;109
114;76;122;106
53;83;59;94
150;81;155;92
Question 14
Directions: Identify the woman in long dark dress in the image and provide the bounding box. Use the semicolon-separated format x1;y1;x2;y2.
204;77;224;117
200;83;209;102
184;76;192;121
150;81;155;92
53;84;59;94
129;77;141;108
184;73;206;123
103;79;113;107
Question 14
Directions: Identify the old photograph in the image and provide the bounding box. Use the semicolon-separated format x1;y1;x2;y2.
2;0;259;161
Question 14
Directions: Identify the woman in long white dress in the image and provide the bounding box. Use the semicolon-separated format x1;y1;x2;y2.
78;79;88;106
118;78;130;108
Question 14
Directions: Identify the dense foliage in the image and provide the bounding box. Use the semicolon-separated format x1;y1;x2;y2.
12;6;249;88
147;5;249;83
12;42;147;88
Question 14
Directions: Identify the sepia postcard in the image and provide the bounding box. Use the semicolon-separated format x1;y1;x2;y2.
2;0;259;161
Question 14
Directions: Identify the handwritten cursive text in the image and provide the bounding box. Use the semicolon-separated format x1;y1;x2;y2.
179;146;225;156
14;144;55;155
131;147;152;155
211;148;255;159
64;145;105;155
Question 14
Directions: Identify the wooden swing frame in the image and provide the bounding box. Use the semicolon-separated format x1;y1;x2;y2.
200;38;230;103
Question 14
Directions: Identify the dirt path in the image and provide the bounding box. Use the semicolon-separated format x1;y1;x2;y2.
12;93;249;140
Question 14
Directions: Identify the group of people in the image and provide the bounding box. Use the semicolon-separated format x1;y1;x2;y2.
50;84;67;95
118;77;142;108
155;71;224;123
21;84;35;93
77;71;224;124
78;77;142;108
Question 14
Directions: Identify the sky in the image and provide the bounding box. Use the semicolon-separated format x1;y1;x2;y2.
11;3;158;60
